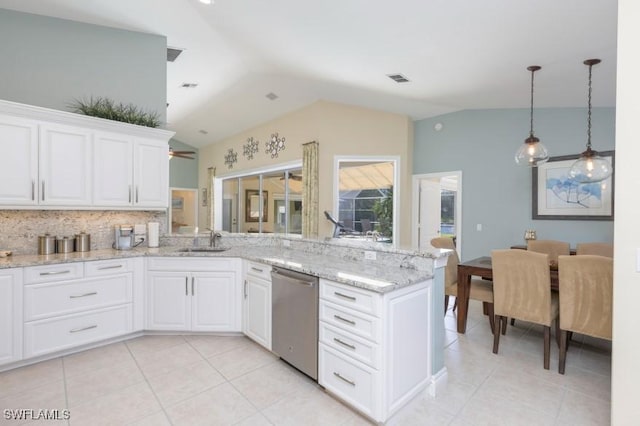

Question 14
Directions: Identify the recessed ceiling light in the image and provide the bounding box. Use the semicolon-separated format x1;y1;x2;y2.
387;73;410;83
181;83;198;88
265;92;279;101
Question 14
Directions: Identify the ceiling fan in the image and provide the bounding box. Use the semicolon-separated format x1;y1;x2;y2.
169;147;196;160
280;171;302;181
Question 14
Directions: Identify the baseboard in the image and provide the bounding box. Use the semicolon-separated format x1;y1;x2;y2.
428;366;448;397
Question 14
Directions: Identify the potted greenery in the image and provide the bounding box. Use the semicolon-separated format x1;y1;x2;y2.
70;96;161;128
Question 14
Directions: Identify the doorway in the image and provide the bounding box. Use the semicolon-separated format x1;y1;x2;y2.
412;171;462;255
169;188;198;234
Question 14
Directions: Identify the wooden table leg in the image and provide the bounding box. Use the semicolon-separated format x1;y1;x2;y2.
456;266;471;333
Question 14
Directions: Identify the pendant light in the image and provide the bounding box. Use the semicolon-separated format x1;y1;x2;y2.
515;65;549;166
568;59;613;183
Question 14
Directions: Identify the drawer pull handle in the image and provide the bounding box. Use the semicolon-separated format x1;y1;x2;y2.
334;315;356;326
69;325;97;333
70;292;97;299
333;338;356;350
333;372;356;386
97;264;123;270
191;277;195;295
39;270;71;276
185;277;189;296
334;291;356;301
251;266;264;273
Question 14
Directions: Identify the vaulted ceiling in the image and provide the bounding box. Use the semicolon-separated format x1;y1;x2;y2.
0;0;618;147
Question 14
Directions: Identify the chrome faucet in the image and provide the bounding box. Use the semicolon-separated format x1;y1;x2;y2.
210;230;222;247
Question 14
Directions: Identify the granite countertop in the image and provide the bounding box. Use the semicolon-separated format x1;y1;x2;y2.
0;246;434;293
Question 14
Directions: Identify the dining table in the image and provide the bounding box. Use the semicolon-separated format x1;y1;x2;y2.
456;256;559;333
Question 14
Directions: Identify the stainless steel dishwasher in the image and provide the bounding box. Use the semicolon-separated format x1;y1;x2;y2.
271;266;319;381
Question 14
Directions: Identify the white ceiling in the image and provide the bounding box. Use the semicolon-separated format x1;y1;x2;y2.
0;0;618;148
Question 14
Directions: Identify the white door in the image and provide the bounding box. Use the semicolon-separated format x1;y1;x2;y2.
146;271;190;330
39;123;92;205
244;275;271;350
0;269;22;365
0;115;39;205
191;272;239;332
418;179;442;249
134;138;168;208
93;132;134;206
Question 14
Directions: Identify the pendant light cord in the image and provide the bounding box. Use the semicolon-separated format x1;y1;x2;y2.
587;63;593;150
530;68;535;137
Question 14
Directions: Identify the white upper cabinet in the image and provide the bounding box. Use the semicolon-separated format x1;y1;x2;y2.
39;123;93;206
0;99;174;210
0;115;38;205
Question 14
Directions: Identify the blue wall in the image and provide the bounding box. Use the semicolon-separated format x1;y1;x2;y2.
0;8;167;123
169;139;199;188
414;108;615;260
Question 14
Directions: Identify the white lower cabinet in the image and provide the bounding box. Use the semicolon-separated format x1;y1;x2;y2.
243;261;272;350
318;278;432;423
146;258;242;332
0;268;23;366
22;259;136;358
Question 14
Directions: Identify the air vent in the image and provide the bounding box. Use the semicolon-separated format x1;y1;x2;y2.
265;92;279;101
387;73;410;83
167;47;184;62
181;83;198;88
198;129;208;135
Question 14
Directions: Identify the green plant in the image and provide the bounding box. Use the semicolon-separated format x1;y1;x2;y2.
70;97;161;128
372;186;393;238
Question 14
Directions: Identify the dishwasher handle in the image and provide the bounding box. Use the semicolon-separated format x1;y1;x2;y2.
271;269;315;287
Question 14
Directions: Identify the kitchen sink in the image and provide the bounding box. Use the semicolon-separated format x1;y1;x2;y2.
177;247;230;253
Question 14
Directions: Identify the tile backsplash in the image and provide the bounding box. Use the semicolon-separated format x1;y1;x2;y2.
0;210;166;255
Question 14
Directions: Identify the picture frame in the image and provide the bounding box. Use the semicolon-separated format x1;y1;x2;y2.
171;196;184;210
245;189;268;222
532;151;614;220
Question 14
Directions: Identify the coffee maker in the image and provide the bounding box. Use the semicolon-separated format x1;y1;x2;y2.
113;225;135;250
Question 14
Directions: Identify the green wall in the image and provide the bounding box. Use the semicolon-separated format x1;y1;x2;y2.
414;107;615;260
169;139;199;188
0;8;166;123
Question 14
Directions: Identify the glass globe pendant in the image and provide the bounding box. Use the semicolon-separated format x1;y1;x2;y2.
515;65;549;166
568;59;613;183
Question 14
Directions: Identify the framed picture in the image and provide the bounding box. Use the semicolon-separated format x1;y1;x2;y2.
532;151;614;220
245;189;268;222
171;196;184;210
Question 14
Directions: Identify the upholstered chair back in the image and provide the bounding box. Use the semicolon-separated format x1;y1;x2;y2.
526;239;570;264
575;242;613;258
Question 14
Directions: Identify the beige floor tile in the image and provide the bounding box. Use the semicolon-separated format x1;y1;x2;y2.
556;389;611;426
207;343;278;381
125;335;186;357
185;334;252;358
427;377;477;416
233;412;274;426
68;382;161;426
0;381;67;426
454;392;557;426
134;343;204;379
147;359;226;407
0;359;63;400
231;360;314;410
65;357;145;407
63;342;133;378
126;411;172;426
165;382;256;426
386;397;454;426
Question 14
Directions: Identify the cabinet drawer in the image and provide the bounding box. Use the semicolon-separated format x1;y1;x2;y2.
245;261;271;281
319;343;376;419
24;304;132;358
24;274;133;321
24;262;84;284
321;279;380;317
319;300;379;343
85;258;133;277
320;322;379;369
147;257;236;271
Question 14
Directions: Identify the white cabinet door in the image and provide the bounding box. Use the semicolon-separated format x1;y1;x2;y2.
0;268;23;366
192;272;239;332
244;275;271;349
0;115;39;205
146;271;190;330
39;123;92;205
93;132;134;206
134;138;168;208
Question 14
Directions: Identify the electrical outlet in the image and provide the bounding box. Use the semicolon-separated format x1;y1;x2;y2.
364;250;377;261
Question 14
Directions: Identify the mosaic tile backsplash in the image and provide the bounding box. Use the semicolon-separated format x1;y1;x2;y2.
0;210;166;255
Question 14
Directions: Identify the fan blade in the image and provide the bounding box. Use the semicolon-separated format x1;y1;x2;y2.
172;153;195;159
173;150;196;155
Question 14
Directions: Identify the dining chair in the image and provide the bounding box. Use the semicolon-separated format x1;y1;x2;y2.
526;239;571;265
575;242;613;258
491;249;559;369
557;254;613;374
431;237;495;333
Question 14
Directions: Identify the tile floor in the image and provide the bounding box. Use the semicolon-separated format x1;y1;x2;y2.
0;300;611;425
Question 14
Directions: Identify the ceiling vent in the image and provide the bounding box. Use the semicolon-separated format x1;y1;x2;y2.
181;83;198;88
265;92;279;101
198;129;209;135
387;73;410;83
166;47;184;62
